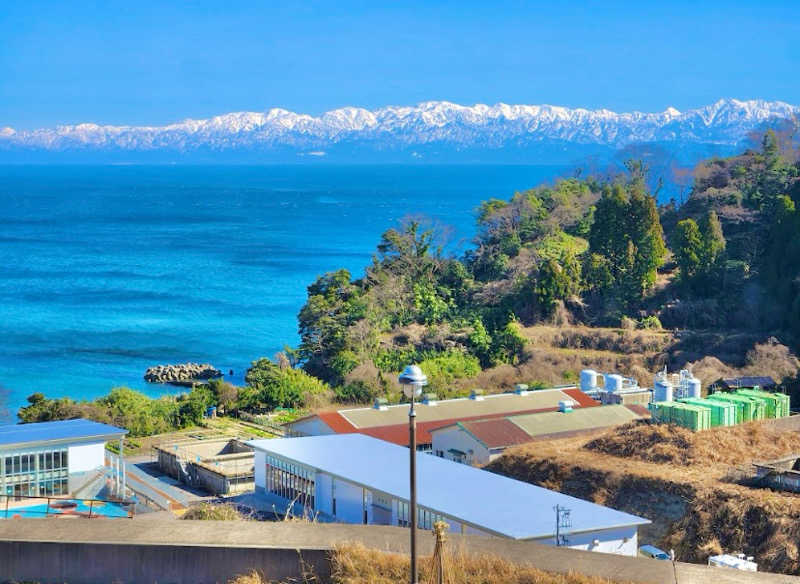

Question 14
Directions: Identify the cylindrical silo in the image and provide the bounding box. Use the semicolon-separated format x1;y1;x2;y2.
688;377;702;398
580;369;598;392
654;379;673;402
604;373;624;393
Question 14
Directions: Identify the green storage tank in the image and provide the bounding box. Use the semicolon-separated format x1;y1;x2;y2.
678;397;737;427
708;393;763;422
736;389;777;418
705;394;744;424
649;401;711;431
736;389;790;418
778;392;791;417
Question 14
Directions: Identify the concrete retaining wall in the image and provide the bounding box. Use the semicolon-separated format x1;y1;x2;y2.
0;540;328;584
0;520;797;584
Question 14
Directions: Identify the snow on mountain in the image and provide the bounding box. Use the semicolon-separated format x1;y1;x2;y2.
1;98;797;157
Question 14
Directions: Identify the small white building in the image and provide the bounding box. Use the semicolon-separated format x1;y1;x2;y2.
249;434;649;556
0;418;128;497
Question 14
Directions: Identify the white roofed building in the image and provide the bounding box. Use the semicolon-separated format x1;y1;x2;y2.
249;434;649;556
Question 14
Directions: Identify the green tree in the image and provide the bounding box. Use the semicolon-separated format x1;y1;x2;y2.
467;317;493;367
762;129;781;170
535;259;571;316
671;219;703;282
491;319;527;365
699;210;726;268
245;358;331;410
376;219;441;281
412;281;451;324
207;379;239;413
298;269;365;381
587;177;666;304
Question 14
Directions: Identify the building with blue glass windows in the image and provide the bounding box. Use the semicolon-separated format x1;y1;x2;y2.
0;419;127;497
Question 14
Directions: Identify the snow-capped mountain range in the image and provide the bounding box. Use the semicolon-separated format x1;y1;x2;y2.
1;98;797;163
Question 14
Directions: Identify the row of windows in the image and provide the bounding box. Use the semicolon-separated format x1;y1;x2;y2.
260;455;449;532
1;448;70;498
3;450;68;476
396;501;447;530
5;479;69;498
264;455;315;509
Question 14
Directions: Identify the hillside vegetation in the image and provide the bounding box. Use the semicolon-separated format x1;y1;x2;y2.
264;129;798;411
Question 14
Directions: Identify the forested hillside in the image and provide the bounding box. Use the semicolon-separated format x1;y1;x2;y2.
284;128;800;407
18;128;800;423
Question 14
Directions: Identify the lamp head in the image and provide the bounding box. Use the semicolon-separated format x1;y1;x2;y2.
399;364;428;399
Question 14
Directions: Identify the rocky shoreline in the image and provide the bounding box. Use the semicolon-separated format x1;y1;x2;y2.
144;362;222;384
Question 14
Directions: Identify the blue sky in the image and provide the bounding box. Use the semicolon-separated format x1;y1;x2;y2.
2;1;799;129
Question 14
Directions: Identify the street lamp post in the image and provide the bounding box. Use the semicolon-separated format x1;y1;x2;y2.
399;364;428;584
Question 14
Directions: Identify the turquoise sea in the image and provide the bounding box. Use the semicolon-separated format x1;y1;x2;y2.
0;164;565;421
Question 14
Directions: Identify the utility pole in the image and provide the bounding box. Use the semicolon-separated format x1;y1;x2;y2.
554;505;571;547
399;365;428;584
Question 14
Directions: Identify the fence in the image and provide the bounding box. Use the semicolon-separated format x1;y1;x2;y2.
1;494;134;519
236;412;307;437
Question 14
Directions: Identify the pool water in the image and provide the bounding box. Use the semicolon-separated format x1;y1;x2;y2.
2;499;131;519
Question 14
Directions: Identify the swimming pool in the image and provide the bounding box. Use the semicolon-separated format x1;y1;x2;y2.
2;499;131;519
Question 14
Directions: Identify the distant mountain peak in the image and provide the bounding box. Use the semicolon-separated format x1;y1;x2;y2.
1;99;797;163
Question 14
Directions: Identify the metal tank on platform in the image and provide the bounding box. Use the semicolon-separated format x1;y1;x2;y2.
580;369;599;393
604;373;624;393
653;372;673;402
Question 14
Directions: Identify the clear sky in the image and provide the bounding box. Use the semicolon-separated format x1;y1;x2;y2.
2;1;799;129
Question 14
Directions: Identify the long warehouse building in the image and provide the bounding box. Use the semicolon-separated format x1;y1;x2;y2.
249;434;649;556
284;386;599;449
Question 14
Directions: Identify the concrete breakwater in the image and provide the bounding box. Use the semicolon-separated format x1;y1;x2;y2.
144;362;222;384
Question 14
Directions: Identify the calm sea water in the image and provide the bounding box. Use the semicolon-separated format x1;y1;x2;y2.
0;164;565;420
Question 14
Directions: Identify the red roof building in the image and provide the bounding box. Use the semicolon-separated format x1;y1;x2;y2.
285;387;599;448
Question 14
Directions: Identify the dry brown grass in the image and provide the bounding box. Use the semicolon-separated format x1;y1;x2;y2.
487;419;800;575
583;420;800;467
182;502;247;521
228;542;628;584
330;542;625;584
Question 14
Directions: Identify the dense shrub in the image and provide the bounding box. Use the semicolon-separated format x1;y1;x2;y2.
415;351;481;394
17;386;212;437
245;358;332;410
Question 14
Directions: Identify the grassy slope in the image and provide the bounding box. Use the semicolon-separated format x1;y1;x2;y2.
487;421;800;574
430;323;798;396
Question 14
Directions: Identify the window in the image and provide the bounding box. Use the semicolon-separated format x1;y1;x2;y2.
373;492;392;510
396;502;446;530
264;455;315;510
397;501;409;527
1;447;69;498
